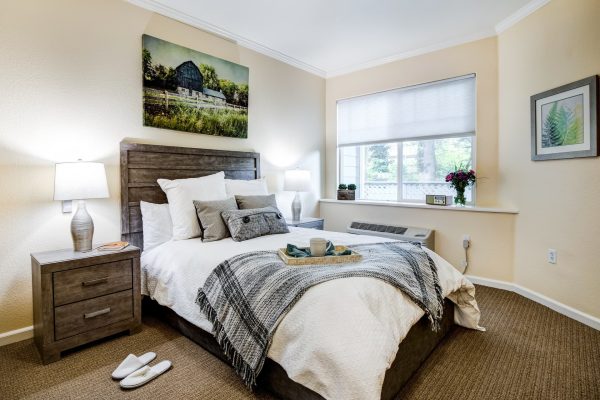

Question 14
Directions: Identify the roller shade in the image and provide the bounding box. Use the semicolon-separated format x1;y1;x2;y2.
337;74;476;147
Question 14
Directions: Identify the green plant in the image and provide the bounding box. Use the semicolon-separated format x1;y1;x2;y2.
542;101;584;147
143;105;248;138
347;184;357;191
199;64;221;91
338;184;347;190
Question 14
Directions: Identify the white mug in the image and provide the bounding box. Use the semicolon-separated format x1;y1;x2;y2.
310;238;328;257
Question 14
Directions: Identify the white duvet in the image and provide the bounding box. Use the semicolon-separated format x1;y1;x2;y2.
141;228;483;400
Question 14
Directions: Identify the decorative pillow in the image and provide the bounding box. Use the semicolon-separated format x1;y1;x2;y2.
235;194;278;210
221;206;289;242
139;201;172;251
157;172;227;240
193;197;238;242
225;178;268;197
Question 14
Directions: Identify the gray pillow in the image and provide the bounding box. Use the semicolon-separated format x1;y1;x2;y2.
221;206;289;242
193;197;238;242
235;194;278;210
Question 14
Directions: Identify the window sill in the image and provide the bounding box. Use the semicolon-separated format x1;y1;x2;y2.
319;199;519;214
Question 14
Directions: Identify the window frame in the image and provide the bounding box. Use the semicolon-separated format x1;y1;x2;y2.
337;134;476;204
336;74;478;205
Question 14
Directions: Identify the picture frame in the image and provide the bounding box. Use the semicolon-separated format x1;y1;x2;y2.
530;75;598;161
142;35;249;139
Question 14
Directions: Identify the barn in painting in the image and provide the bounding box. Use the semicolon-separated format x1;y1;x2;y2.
175;61;203;93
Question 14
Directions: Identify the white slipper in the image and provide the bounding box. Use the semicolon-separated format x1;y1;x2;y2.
120;360;172;389
111;352;156;380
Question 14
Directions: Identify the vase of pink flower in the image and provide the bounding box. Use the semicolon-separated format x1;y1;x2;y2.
445;165;476;206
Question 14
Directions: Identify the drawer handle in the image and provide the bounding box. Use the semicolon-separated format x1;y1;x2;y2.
84;308;111;319
81;277;109;287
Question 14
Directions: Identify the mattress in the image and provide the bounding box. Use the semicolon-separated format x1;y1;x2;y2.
141;227;483;400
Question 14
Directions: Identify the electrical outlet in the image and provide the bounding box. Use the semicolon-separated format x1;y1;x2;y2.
547;249;557;264
462;234;471;249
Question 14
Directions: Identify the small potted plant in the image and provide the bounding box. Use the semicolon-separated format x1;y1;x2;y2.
445;165;476;206
337;183;356;200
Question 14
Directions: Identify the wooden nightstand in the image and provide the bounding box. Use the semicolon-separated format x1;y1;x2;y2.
31;246;141;364
286;217;324;230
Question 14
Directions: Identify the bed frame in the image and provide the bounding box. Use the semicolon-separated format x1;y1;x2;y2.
120;141;454;400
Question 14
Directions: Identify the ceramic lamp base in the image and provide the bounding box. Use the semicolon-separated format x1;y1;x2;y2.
71;200;94;252
291;192;302;222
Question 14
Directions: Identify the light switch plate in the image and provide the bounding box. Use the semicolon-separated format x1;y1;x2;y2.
61;200;72;214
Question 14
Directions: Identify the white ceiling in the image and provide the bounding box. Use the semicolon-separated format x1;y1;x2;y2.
129;0;549;77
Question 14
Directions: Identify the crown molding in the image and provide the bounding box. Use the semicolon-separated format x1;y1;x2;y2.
329;0;553;78
129;0;550;79
495;0;551;34
325;29;496;78
127;0;327;78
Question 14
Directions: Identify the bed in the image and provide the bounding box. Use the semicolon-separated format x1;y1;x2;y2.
120;142;483;400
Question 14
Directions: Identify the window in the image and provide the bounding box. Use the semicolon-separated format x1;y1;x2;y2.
337;75;476;203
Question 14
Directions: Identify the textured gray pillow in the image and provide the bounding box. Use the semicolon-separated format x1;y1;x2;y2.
221;206;289;242
235;194;278;210
193;197;238;242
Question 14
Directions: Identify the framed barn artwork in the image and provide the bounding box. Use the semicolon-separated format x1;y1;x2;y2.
531;75;598;160
142;35;249;138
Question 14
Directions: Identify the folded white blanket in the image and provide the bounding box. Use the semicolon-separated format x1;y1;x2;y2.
141;228;483;400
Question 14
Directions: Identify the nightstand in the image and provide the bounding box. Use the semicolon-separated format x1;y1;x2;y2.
31;246;141;364
286;217;324;230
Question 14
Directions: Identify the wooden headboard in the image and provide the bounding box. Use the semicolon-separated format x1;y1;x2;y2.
120;142;261;250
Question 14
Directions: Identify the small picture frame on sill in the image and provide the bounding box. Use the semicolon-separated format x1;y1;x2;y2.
531;75;598;161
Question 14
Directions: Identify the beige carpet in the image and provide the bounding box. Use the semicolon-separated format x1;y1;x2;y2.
1;286;599;399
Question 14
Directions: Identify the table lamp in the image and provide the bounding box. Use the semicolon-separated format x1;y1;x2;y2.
284;169;311;222
54;161;109;251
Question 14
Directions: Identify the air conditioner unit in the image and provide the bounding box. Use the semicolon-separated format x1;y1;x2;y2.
346;221;435;250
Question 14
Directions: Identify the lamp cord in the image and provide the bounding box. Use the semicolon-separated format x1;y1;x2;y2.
462;238;470;274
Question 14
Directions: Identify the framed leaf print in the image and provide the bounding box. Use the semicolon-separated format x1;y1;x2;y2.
531;75;598;160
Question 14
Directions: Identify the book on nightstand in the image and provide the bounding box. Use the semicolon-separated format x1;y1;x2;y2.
97;241;129;251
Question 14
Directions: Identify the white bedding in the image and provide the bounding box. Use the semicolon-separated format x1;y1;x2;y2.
141;228;483;400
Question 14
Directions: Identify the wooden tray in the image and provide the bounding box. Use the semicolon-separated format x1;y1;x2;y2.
278;246;362;266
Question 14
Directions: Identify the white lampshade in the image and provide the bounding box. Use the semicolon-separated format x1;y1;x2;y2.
284;169;311;192
54;161;109;201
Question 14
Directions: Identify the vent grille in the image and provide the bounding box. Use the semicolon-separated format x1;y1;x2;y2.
350;222;407;235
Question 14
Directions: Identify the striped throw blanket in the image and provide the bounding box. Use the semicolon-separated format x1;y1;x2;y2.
196;241;443;388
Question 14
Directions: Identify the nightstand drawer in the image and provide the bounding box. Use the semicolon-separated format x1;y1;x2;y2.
54;290;133;340
53;260;132;306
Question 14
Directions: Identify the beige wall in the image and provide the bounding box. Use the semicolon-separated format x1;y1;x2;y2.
322;37;516;282
323;0;600;320
321;202;515;281
498;0;600;317
325;37;500;205
0;0;325;334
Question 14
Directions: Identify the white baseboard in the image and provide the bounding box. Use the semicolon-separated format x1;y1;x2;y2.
464;275;515;292
466;275;600;331
0;325;33;347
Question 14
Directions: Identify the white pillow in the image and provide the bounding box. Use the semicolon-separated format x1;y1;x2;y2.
139;201;172;251
158;172;227;240
225;178;268;197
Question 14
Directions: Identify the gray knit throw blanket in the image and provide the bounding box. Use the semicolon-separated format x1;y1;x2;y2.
196;241;443;388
